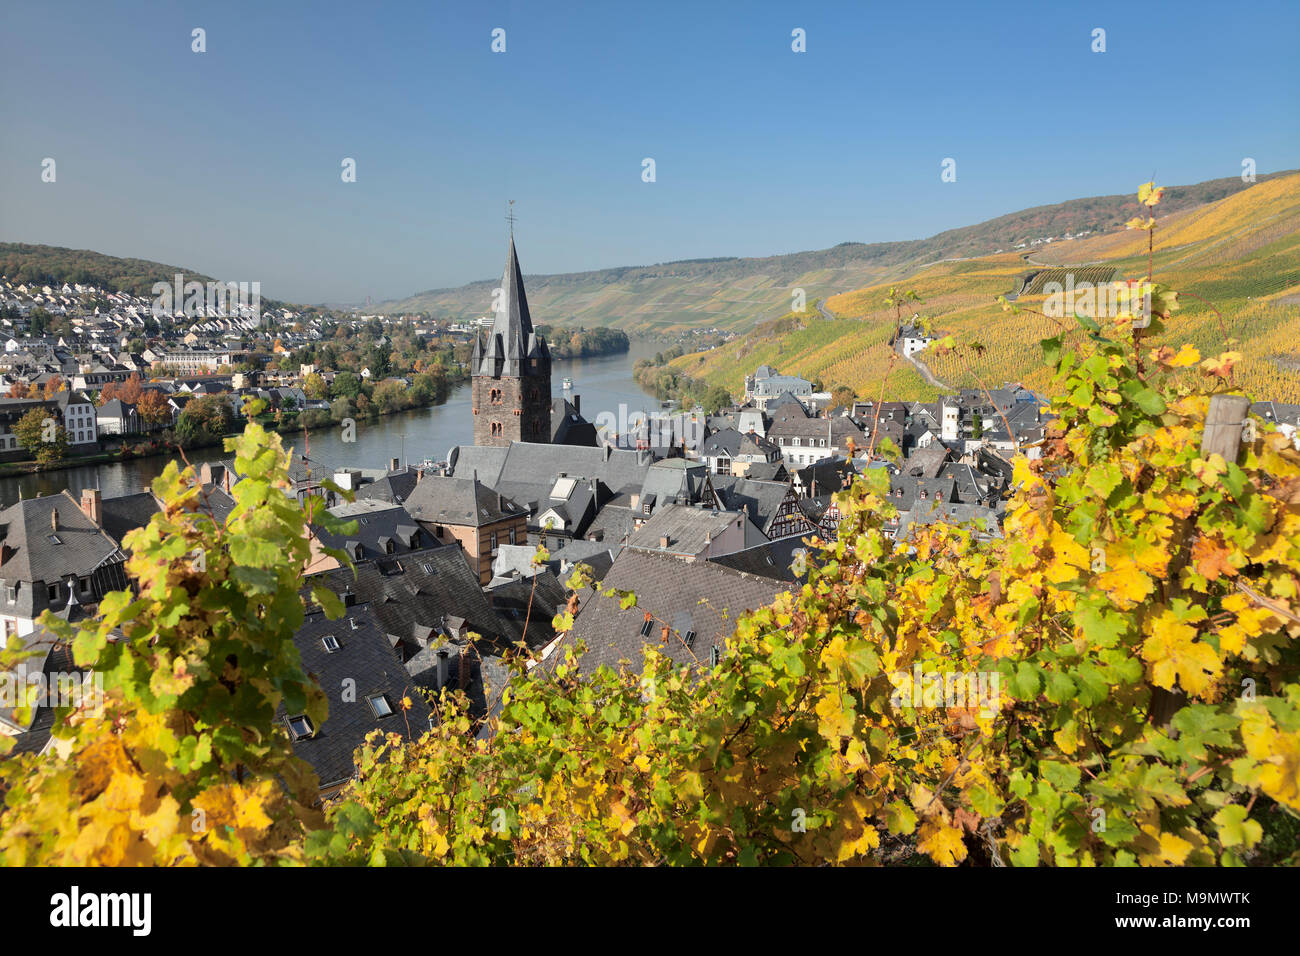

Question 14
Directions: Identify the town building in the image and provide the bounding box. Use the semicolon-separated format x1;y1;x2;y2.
470;237;551;446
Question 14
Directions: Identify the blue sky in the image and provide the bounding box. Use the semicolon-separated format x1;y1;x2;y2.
1;0;1296;304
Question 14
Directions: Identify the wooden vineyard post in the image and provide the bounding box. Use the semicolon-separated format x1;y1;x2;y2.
1200;394;1251;463
1149;394;1250;729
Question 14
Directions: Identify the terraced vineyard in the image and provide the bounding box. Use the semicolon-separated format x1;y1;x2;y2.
1020;265;1117;296
671;173;1300;404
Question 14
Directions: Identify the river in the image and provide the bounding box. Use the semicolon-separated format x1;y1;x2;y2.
0;339;667;507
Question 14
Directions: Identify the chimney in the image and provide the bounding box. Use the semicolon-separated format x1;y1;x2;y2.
51;508;59;531
79;488;102;526
659;535;670;549
458;646;472;690
436;648;449;688
574;395;580;415
390;457;400;472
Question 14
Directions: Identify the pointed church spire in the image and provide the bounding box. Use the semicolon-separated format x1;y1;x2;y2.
493;235;535;339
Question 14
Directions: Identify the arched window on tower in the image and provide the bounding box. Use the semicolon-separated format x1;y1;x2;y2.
491;421;503;437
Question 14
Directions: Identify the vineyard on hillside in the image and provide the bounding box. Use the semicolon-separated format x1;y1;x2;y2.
671;173;1300;404
1021;266;1118;296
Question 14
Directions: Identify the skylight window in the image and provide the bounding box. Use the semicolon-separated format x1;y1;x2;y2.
366;693;394;718
551;476;576;500
48;534;62;545
287;715;314;740
639;617;654;637
322;634;340;652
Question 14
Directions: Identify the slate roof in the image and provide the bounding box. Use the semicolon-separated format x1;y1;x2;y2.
305;543;514;652
314;499;434;564
0;491;126;618
714;477;799;536
894;498;1003;540
795;456;857;494
99;491;160;546
555;549;786;676
0;624;59;734
486;571;569;647
708;536;813;583
354;466;420;505
583;503;637;546
403;475;527;528
902;442;952;479
286;602;432;791
626;504;750;558
638;458;712;515
446;444;510;484
1252;401;1300;430
551;397;598;446
96;398;135;420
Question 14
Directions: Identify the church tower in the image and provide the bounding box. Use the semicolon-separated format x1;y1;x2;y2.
471;235;551;446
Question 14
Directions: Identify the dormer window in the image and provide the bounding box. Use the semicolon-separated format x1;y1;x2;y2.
47;583;58;602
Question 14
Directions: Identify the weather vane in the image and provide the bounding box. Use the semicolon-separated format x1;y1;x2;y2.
506;199;516;236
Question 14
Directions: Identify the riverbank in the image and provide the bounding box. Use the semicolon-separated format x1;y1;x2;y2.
0;401;451;479
0;343;661;508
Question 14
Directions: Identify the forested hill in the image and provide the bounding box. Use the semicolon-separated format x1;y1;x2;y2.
376;170;1296;331
0;243;221;297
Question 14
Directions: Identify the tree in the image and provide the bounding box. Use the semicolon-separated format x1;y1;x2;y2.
371;379;410;415
828;385;857;413
303;373;328;400
329;397;355;423
330;372;361;401
42;376;65;399
175;394;235;447
117;373;144;404
12;407;67;464
8;381;31;399
137;389;172;428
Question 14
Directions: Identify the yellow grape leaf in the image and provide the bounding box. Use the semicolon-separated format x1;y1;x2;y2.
1142;610;1221;695
917;820;968;866
1240;709;1300;810
815;693;855;740
1138;182;1165;207
1151;343;1200;368
1097;563;1153;607
1147;830;1193;865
